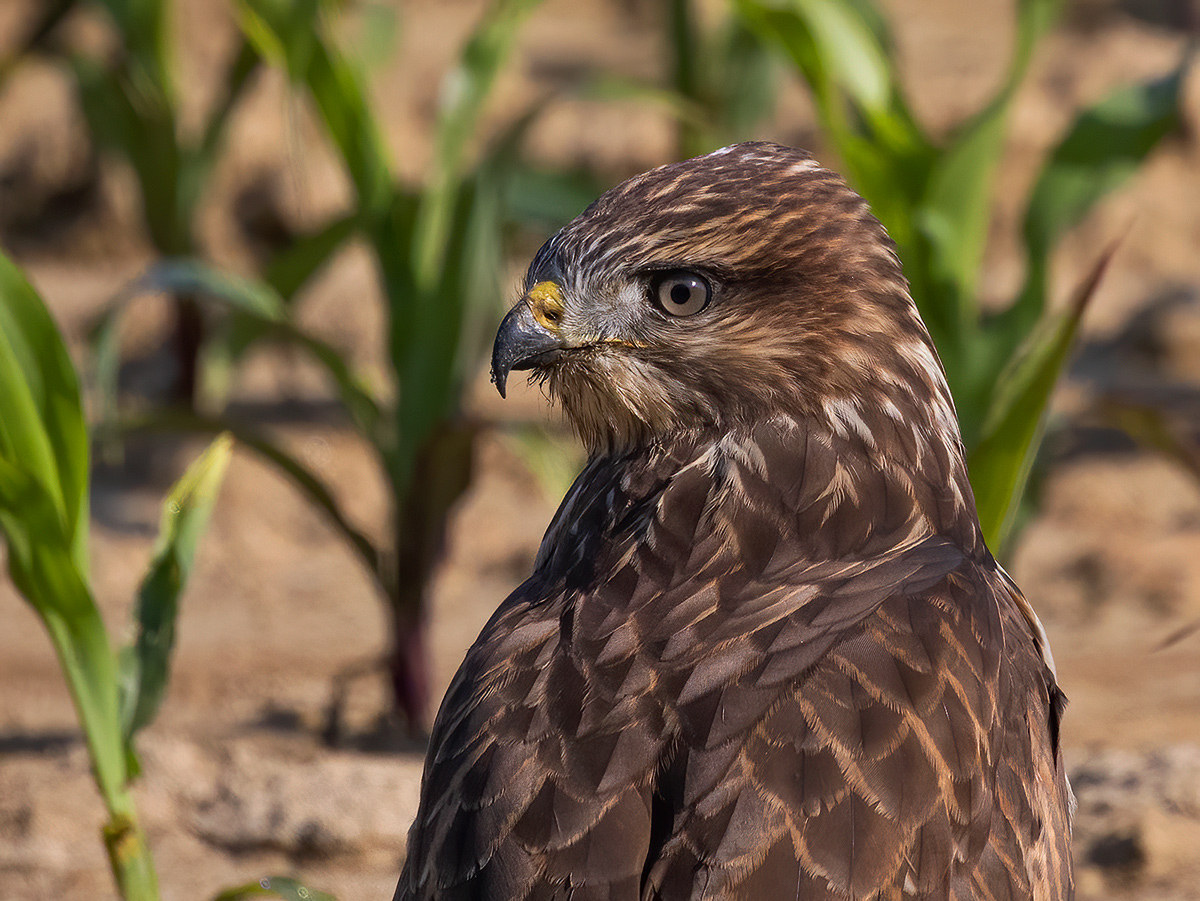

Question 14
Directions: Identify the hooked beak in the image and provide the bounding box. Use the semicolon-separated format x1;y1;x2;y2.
490;281;567;398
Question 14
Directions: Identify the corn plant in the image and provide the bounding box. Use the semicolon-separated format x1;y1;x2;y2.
734;0;1189;552
667;0;780;158
97;0;551;731
0;251;231;900
15;0;269;407
584;0;779;161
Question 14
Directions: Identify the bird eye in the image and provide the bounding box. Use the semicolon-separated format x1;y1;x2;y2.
653;271;711;317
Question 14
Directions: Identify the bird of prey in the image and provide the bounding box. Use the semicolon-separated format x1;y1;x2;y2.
396;142;1072;900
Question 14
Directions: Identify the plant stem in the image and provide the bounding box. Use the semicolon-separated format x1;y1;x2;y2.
387;603;430;736
42;613;161;900
385;424;477;730
103;807;160;901
669;0;704;159
172;293;204;408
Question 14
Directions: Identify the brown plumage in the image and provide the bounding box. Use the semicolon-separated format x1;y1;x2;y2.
395;142;1073;900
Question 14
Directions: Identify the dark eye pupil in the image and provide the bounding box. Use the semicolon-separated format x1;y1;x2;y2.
653;270;710;317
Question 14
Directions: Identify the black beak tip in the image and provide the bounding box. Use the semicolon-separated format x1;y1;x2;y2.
490;364;508;399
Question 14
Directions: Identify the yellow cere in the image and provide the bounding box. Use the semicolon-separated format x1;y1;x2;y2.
526;280;565;329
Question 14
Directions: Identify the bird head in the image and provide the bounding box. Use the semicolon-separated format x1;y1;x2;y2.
492;142;961;460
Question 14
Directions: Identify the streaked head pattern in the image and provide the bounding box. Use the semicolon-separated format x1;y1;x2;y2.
492;142;961;472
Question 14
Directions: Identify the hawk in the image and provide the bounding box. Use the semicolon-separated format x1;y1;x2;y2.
396;142;1072;900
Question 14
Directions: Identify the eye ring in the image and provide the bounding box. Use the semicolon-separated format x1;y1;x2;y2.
652;270;711;317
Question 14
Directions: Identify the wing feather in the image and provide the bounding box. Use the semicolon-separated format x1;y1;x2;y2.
396;429;1070;900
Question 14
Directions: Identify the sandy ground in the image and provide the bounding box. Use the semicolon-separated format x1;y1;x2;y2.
1;0;1200;898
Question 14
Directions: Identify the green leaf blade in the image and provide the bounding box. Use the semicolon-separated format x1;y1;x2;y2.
120;410;382;588
1025;59;1187;261
0;253;143;878
120;434;233;746
0;252;91;572
0;397;125;817
1013;55;1189;336
235;0;393;221
970;244;1117;553
110;260;383;439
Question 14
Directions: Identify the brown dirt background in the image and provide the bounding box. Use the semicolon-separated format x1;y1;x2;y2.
2;0;1200;898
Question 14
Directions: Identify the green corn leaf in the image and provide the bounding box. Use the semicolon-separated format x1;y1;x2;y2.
665;0;779;156
502;164;605;231
90;304;131;455
731;0;928;242
0;252;90;571
449;172;506;389
119;434;233;749
412;0;544;287
0;254;127;810
179;210;363;412
121;410;382;587
234;0;287;67
136;259;287;319
175;39;264;239
350;1;401;75
733;0;851;143
382;0;544;487
919;0;1061;337
0;456;128;808
263;212;361;301
392;182;484;485
668;0;703;157
713;17;779;143
235;0;392;220
578;75;711;138
916;92;1016;353
70;55;189;255
91;0;175;105
430;0;544;183
453;101;557;374
233;0;321;80
377;187;420;380
205;212;363;396
1011;55;1189;335
1025;55;1186;259
103;260;383;439
212;876;336;901
302;26;393;220
737;0;891;115
834;0;894;54
198;38;261;165
736;0;925;152
391;99;547;482
970;242;1117;554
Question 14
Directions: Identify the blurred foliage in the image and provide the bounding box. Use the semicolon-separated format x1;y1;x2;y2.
733;0;1189;553
668;0;779;157
30;0;274;405
0;250;236;900
0;0;1188;752
92;0;557;730
594;0;780;158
